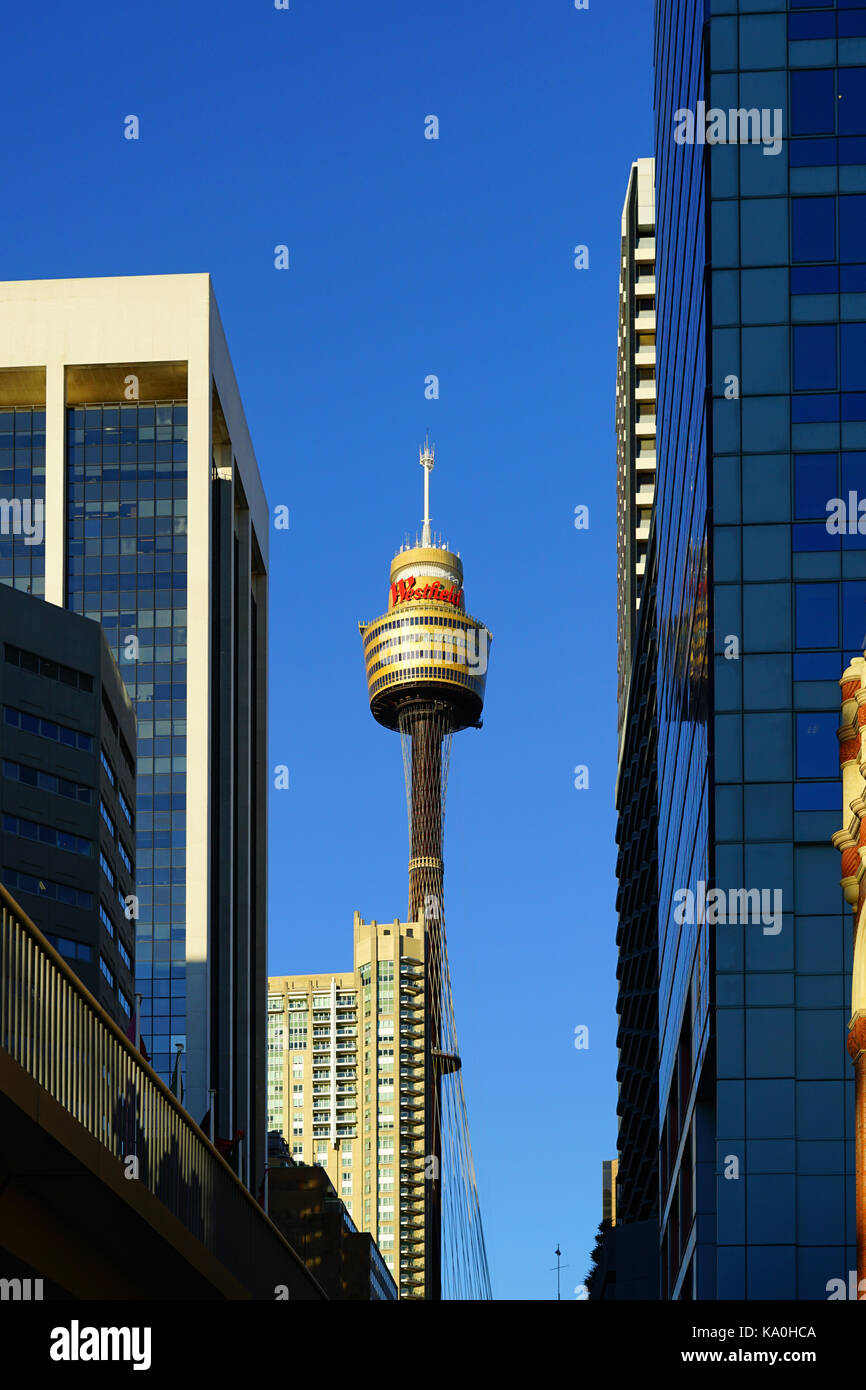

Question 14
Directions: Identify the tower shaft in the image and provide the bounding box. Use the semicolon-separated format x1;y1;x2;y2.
407;708;444;923
405;704;449;1302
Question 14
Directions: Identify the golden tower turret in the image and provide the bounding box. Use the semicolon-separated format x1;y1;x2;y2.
359;444;490;734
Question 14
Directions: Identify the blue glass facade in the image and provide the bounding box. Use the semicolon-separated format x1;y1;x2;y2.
65;402;188;1088
0;408;45;596
656;0;866;1298
655;0;713;1298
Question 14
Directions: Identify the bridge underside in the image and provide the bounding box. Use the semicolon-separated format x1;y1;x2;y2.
0;1050;320;1300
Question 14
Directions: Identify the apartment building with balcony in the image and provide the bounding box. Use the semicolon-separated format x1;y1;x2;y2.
616;157;657;753
268;911;427;1297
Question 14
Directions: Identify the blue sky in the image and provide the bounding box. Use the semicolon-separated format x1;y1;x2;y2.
2;0;654;1299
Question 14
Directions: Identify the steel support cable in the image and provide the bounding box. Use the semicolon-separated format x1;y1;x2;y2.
442;1050;486;1296
436;876;490;1295
406;712;491;1299
436;758;490;1299
399;709;491;1300
440;998;476;1290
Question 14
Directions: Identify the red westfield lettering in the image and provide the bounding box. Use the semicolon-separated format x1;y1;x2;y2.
390;576;464;610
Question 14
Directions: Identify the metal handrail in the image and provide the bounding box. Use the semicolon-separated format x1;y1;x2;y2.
0;883;325;1299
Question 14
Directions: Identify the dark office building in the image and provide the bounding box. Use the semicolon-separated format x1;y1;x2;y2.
614;529;660;1294
653;1;866;1297
0;583;136;1027
267;1163;398;1301
590;1154;659;1301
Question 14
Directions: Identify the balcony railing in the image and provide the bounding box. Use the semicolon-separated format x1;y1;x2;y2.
0;884;325;1300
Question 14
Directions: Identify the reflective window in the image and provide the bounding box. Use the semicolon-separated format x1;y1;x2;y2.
3;703;92;751
791;265;838;294
2;812;91;857
838;67;866;136
44;932;92;962
796;711;841;778
794;455;836;520
4;866;91;910
843;579;866;647
840;197;866;262
795;583;839;647
788;13;834;40
0;409;45;597
791;70;836;137
794;326;837;391
842;325;866;391
792;198;836;262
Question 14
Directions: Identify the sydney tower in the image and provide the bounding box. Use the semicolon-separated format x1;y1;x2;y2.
359;443;492;1299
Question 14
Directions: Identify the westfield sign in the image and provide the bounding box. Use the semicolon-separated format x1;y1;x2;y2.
390;576;464;610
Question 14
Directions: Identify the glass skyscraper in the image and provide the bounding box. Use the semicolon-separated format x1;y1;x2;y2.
0;274;270;1190
654;0;866;1298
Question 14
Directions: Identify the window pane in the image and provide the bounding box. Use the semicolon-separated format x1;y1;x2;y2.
793;198;836;262
795;454;837;520
795;582;838;647
794;325;837;390
791;70;836;136
841;197;866;263
842;324;866;391
838;67;866;137
797;712;842;778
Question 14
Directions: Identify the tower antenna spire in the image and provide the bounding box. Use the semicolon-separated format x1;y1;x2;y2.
420;437;434;547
